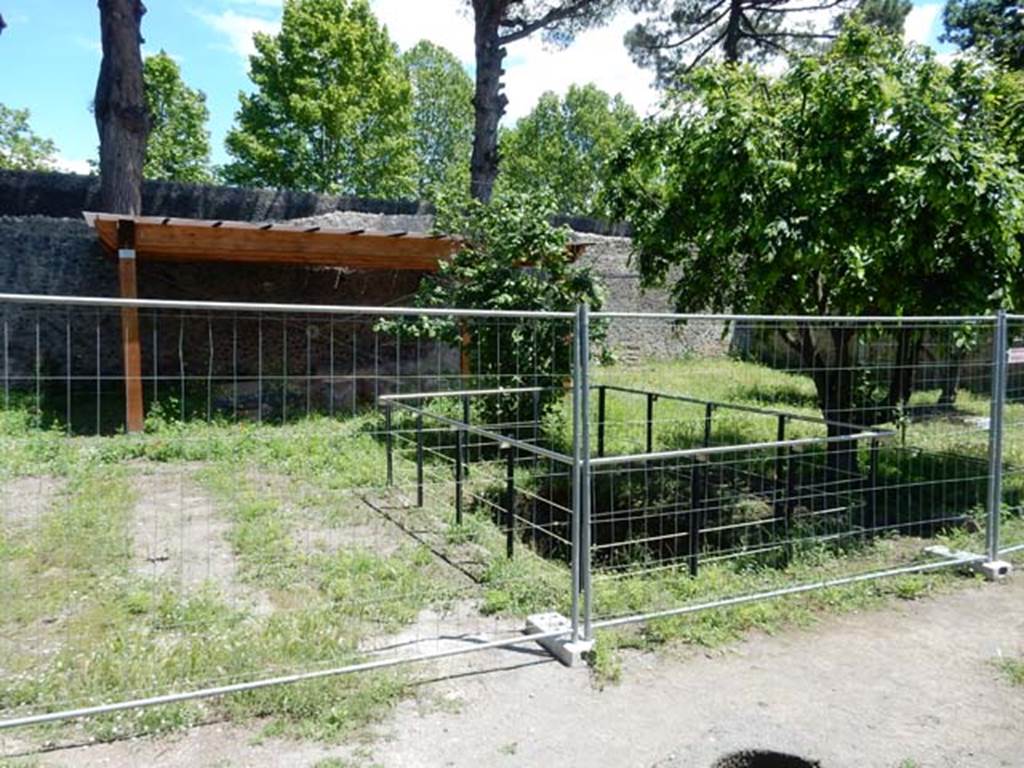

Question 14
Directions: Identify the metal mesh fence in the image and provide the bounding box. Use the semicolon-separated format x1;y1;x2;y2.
0;296;1019;744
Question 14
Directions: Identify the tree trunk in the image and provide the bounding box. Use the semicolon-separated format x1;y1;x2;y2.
95;0;149;214
885;327;921;412
723;0;743;62
470;1;507;202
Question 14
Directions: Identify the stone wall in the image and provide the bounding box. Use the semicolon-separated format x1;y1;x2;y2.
0;171;716;409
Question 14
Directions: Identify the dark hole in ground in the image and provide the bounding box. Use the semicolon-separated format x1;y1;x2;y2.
712;750;821;768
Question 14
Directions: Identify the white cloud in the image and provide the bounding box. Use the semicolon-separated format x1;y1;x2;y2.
54;156;95;176
501;11;658;122
904;3;942;45
371;0;475;63
194;9;279;59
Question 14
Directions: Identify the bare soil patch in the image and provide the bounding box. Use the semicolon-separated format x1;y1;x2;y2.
0;475;63;532
129;462;271;614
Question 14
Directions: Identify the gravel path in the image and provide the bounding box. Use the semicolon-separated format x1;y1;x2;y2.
9;576;1023;768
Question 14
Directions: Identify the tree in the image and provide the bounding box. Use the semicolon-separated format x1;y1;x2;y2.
95;0;149;214
606;25;1024;437
855;0;912;34
401;41;474;201
0;104;57;170
389;191;605;421
223;0;417;197
942;0;1024;68
467;0;623;203
498;83;638;217
142;52;213;183
625;0;857;83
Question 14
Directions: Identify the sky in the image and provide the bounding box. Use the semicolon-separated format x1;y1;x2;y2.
0;0;954;174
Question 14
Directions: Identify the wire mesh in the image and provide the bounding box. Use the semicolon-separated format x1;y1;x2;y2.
585;314;1014;626
0;297;576;740
0;296;1018;743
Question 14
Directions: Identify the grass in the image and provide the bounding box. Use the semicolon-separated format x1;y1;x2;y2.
997;656;1024;686
1;353;1021;745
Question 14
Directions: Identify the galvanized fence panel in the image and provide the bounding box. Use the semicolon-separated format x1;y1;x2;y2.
582;312;1011;637
0;295;581;739
1000;313;1024;556
1;294;1018;745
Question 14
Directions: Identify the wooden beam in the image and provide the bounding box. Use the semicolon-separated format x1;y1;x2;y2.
86;214;461;271
117;219;145;434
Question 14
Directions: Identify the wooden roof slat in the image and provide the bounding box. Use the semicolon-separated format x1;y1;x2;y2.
83;211;464;272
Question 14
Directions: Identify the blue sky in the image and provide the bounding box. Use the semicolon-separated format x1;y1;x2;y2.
0;0;953;173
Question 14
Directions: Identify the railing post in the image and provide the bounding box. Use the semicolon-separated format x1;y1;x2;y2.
455;427;464;526
689;455;707;577
646;392;656;454
865;438;880;540
462;394;472;467
986;310;1009;563
703;402;714;447
505;445;515;559
783;446;798;564
415;411;424;508
570;307;583;643
384;403;394;487
579;304;593;642
597;385;607;458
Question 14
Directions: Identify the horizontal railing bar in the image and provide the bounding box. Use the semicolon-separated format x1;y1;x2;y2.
0;626;572;731
592;383;875;433
390;400;574;465
0;293;575;320
591;553;983;631
590;429;896;466
590;310;997;323
379;386;550;402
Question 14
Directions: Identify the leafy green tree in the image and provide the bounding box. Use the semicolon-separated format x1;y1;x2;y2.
498;84;638;217
606;25;1024;431
391;191;605;421
0;104;57;170
856;0;913;33
943;0;1024;68
401;41;474;202
223;0;416;197
143;51;213;183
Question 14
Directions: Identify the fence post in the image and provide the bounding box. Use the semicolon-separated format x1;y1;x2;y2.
570;307;583;643
415;411;424;508
689;455;707;577
865;438;879;540
455;427;464;526
646;392;656;454
384;403;393;487
578;303;593;642
462;395;471;467
986;310;1009;563
597;385;607;458
505;445;515;559
703;402;714;447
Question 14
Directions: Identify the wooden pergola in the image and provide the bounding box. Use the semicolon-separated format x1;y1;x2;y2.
85;211;465;432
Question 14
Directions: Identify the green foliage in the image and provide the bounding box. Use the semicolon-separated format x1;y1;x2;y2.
607;25;1024;422
223;0;417;196
0;104;56;171
391;192;605;419
943;0;1024;68
401;40;473;202
854;0;913;34
497;83;638;217
609;25;1024;318
143;51;213;183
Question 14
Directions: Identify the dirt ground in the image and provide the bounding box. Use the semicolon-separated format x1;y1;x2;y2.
7;575;1021;768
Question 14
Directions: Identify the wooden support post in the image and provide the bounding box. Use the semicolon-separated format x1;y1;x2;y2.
117;219;144;433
